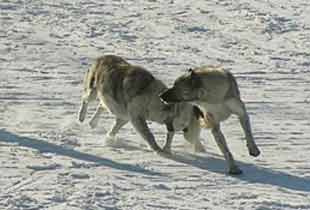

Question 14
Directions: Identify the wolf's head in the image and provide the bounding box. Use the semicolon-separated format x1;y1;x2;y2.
160;69;202;103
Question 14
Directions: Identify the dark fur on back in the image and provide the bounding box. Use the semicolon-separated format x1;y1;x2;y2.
94;55;155;103
123;66;155;100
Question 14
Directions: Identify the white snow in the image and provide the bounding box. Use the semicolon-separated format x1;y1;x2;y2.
1;0;310;209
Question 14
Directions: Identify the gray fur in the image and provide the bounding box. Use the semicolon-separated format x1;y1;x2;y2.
160;66;261;174
78;55;205;154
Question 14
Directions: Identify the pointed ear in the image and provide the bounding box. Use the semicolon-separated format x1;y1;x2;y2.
187;68;196;78
190;69;198;78
189;69;201;88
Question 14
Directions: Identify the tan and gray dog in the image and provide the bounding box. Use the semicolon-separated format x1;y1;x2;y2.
78;55;206;154
160;66;261;174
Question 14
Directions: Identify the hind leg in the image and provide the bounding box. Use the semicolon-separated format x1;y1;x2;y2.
104;118;128;146
89;103;105;128
106;118;128;139
225;98;260;157
183;117;205;153
211;124;242;175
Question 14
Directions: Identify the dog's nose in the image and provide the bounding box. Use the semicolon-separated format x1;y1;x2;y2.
160;89;180;103
159;90;170;102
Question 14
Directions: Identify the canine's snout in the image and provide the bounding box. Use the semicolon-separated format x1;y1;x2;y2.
159;90;169;103
160;89;178;103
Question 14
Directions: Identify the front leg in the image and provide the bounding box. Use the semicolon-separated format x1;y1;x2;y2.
162;131;174;154
211;125;242;175
130;116;163;153
183;116;206;153
89;103;105;128
162;122;174;154
104;118;128;146
240;113;260;157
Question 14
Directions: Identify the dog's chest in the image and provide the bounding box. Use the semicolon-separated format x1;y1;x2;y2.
171;105;192;131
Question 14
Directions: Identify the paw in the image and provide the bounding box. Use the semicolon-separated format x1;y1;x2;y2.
156;149;172;158
162;145;172;154
151;146;165;155
249;147;260;157
147;142;164;154
194;143;206;153
103;134;117;146
88;120;97;129
78;103;87;122
78;112;85;122
228;166;243;175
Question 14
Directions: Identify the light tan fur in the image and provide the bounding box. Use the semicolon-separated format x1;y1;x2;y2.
160;66;261;174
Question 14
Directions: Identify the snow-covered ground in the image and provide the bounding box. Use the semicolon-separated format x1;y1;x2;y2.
1;0;310;209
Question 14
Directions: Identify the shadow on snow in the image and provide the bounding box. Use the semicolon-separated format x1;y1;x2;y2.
0;129;161;176
1;129;309;192
166;152;310;193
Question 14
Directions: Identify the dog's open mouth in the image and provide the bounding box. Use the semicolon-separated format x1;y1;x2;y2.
159;89;184;104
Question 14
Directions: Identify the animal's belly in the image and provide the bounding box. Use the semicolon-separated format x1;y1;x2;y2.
198;103;231;123
100;95;129;119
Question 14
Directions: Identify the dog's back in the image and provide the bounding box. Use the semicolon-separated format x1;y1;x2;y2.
90;55;167;119
87;55;129;92
195;66;241;101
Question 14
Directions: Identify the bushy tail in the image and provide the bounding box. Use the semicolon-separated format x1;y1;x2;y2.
87;59;105;91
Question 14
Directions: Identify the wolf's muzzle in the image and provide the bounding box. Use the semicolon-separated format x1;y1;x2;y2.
159;89;181;103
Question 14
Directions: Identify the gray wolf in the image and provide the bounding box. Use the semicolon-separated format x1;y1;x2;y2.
160;66;261;174
78;55;205;154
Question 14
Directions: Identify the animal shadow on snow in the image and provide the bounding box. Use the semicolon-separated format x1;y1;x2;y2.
0;129;161;176
103;136;151;153
2;129;309;192
167;152;310;193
